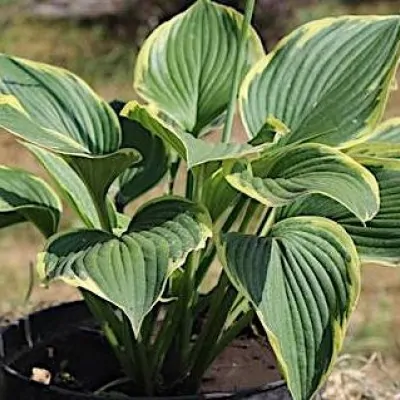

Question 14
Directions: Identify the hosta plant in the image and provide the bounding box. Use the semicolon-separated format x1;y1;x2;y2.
1;0;400;399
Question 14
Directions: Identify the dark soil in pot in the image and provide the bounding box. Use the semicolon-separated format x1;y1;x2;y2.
0;301;292;399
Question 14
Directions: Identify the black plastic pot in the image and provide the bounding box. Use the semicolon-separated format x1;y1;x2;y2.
0;301;292;399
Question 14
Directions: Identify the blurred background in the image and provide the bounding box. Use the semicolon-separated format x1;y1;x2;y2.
0;0;399;398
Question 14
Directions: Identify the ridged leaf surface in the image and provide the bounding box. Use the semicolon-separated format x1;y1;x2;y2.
0;55;141;211
134;0;264;135
240;17;400;146
122;101;263;168
0;54;120;154
226;144;379;222
114;101;169;210
277;167;400;266
0;166;61;236
38;197;212;335
221;217;360;400
346;118;400;168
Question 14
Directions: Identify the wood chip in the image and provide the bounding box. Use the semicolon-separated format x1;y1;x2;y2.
31;367;51;385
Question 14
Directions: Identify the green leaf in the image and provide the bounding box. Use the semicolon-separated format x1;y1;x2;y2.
249;116;291;145
366;117;400;143
346;118;400;168
202;164;240;222
0;55;142;221
38;197;212;335
0;166;61;236
226;144;379;222
277;167;400;267
24;143;101;229
63;150;141;215
121;101;263;168
220;217;360;400
116;110;169;211
0;54;120;154
134;0;264;135
347;142;400;168
240;16;400;147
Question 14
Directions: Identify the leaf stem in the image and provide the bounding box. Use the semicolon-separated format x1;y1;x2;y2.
212;309;254;359
194;243;217;288
97;198;112;232
185;274;237;385
94;377;132;394
193;165;204;201
259;208;277;236
238;200;263;234
168;158;181;195
194;195;249;289
185;170;194;200
86;184;112;231
221;0;256;144
150;301;181;375
135;336;154;395
152;164;206;388
177;164;205;369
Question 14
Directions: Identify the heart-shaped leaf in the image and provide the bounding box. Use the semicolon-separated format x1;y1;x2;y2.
0;55;141;221
240;16;400;146
134;0;264;135
226;143;379;222
277;166;400;267
0;166;61;236
38;197;212;335
121;101;263;168
220;217;360;400
109;100;169;211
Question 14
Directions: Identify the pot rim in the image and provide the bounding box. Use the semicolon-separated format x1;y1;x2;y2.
0;301;287;399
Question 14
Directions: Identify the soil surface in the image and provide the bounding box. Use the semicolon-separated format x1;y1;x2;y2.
9;331;282;396
1;302;283;398
201;336;281;392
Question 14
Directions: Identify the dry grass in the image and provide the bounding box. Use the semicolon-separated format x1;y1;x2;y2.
326;263;400;399
322;353;400;400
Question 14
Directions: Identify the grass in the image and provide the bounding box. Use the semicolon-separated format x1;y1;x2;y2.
0;6;136;100
293;0;400;26
0;0;400;397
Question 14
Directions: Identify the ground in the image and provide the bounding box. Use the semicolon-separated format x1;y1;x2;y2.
0;1;400;398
